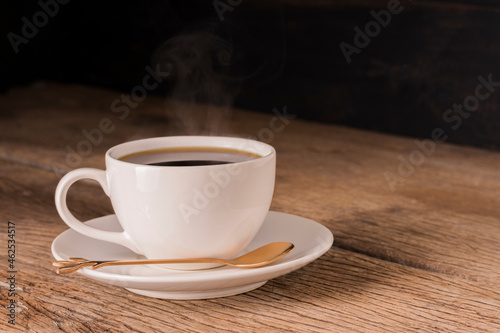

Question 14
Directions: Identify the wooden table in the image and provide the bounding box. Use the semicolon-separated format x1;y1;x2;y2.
1;83;500;332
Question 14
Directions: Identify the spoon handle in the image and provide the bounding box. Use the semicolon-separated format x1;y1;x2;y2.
93;258;227;269
53;258;227;274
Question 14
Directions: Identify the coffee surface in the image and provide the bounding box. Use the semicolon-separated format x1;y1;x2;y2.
120;147;260;166
147;160;231;166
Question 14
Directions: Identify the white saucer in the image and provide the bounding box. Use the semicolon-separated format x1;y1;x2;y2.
51;211;333;300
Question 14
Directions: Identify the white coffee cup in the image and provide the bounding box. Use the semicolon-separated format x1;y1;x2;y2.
55;136;276;269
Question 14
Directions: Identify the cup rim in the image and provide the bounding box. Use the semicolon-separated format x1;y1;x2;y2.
106;136;276;168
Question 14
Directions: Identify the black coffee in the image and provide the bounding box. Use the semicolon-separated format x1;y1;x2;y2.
120;147;260;166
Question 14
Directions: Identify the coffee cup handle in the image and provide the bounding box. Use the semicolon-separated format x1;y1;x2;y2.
55;168;141;254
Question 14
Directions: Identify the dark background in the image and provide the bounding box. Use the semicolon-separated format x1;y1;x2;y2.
2;0;500;149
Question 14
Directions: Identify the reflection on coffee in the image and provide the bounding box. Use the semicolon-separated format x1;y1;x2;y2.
120;147;261;166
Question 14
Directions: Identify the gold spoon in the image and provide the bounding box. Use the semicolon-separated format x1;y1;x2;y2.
53;242;294;274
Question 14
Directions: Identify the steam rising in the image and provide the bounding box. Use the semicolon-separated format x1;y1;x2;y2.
153;30;242;135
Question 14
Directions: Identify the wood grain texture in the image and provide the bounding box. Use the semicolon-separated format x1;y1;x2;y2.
1;83;500;332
